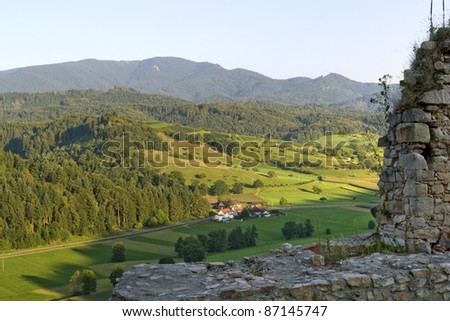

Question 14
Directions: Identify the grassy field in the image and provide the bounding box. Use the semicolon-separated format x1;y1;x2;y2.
0;206;375;301
149;128;380;206
0;129;381;301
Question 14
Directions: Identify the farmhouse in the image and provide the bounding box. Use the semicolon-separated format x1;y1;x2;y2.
214;208;238;222
207;197;219;206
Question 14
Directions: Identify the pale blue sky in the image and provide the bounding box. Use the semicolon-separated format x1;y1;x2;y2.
0;0;437;82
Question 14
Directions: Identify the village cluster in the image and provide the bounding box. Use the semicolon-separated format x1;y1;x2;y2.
209;198;282;222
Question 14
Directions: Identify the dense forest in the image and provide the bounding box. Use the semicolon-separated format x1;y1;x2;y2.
0;88;385;141
0;88;384;250
0;114;210;250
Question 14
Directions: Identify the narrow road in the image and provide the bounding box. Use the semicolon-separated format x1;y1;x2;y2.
2;204;373;259
1;219;204;259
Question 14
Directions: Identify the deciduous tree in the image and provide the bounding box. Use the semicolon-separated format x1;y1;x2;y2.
111;241;126;262
109;264;124;286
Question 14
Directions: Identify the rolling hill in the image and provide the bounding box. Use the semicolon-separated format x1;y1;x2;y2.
0;57;384;106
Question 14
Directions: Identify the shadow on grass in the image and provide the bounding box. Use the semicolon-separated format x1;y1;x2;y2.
20;274;72;301
128;236;175;246
21;261;80;289
19;243;154;300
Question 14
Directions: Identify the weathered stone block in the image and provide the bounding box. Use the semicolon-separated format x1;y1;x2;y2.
392;283;408;292
431;128;447;141
402;108;432;123
435;202;450;214
415;228;440;242
394;291;413;301
330;278;346;292
416;240;432;254
416;288;432;299
343;273;372;288
410;217;427;229
436;171;450;181
430;273;448;284
372;274;395;288
403;182;428;197
411;269;430;278
207;262;226;269
312;255;325;267
404;170;435;181
290;283;312;299
310;279;331;291
398;153;428;170
407;197;435;217
432;184;445;195
281;243;294;253
394;273;411;284
421;89;450;104
430;157;449;172
396;123;430;143
384;201;403;214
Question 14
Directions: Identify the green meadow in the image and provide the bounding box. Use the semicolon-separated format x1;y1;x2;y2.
0;206;375;301
0;130;381;301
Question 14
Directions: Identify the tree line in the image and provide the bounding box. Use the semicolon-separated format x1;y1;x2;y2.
281;219;315;240
174;225;258;262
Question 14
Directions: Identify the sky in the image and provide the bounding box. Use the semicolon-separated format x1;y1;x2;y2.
0;0;439;83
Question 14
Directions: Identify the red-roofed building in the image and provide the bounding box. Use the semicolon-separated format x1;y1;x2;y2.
214;208;238;222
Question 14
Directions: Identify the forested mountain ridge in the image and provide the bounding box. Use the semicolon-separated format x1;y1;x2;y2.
0;57;385;106
0;88;385;142
0;114;211;250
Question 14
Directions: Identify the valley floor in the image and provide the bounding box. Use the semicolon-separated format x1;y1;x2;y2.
0;204;376;301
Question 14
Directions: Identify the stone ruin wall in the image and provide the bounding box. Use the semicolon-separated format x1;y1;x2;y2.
375;34;450;253
112;243;450;301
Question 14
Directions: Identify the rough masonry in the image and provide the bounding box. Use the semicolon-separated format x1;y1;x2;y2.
375;29;450;253
111;242;450;301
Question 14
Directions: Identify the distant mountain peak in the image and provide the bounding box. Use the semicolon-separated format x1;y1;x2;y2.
0;57;384;107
